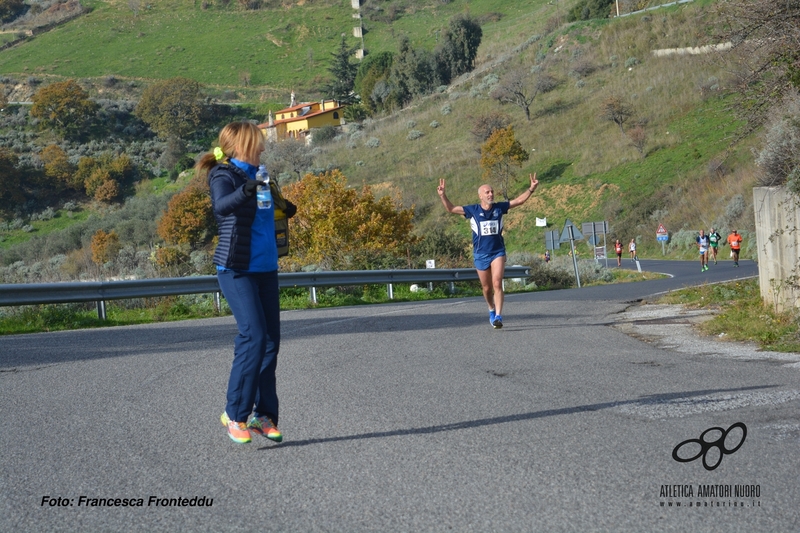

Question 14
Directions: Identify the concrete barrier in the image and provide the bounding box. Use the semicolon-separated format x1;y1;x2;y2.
753;187;800;313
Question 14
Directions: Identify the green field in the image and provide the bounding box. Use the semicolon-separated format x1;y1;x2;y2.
0;0;555;95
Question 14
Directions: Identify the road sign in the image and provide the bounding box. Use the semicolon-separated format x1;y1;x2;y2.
560;219;583;243
545;230;561;250
657;234;669;242
594;246;606;259
657;223;667;235
582;221;608;235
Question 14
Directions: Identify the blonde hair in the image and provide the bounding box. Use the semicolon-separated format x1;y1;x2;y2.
196;122;266;184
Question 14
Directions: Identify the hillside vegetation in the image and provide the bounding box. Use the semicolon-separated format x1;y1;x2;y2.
0;0;761;285
0;0;562;100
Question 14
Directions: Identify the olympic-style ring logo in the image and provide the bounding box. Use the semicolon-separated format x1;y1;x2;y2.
672;422;747;471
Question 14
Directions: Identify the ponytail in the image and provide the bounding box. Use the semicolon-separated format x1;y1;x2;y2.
196;152;223;185
197;121;264;185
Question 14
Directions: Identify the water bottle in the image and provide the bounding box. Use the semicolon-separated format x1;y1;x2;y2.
255;165;272;209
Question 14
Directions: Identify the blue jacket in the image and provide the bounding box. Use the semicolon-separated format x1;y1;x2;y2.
208;163;277;272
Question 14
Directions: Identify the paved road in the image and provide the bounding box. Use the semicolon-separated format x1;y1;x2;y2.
3;259;799;532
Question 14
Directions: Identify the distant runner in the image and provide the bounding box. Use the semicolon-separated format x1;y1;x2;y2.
696;229;710;272
727;229;743;267
708;227;722;265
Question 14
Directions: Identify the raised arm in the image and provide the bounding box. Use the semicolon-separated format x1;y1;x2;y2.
509;173;539;208
437;178;465;215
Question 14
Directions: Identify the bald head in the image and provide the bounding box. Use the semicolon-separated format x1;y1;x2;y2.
478;184;494;205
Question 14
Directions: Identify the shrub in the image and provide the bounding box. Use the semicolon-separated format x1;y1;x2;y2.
312;124;338;146
755;93;800;187
407;130;424;140
365;137;381;148
470;111;512;143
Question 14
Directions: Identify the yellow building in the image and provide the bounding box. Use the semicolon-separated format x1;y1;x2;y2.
260;92;346;143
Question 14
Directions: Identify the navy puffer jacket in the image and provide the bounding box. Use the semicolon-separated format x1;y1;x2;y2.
208;163;257;270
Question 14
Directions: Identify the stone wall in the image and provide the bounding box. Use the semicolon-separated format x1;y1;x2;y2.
753;187;800;313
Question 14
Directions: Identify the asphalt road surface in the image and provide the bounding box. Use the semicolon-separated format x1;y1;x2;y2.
3;259;799;532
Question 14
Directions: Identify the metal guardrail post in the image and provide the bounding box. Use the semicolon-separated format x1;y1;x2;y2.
96;300;106;320
214;292;221;313
387;283;394;299
310;286;317;304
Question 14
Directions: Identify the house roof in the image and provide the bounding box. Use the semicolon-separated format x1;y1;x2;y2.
258;101;345;129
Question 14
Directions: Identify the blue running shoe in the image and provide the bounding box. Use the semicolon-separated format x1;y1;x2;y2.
489;309;496;326
492;315;503;329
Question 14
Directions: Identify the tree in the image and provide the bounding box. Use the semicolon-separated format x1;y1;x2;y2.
600;95;633;134
713;0;800;127
354;51;395;114
567;0;614;21
754;92;800;190
75;153;135;202
30;80;99;139
471;112;512;143
434;14;482;84
91;230;121;266
627;125;647;157
0;0;24;23
390;36;436;106
267;138;314;180
157;186;214;248
479;126;530;200
41;145;76;189
490;68;558;121
323;35;360;104
282;170;415;270
0;149;24;217
135;77;204;139
94;177;121;203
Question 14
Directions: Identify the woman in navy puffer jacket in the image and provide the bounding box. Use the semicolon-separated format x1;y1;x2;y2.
195;121;284;445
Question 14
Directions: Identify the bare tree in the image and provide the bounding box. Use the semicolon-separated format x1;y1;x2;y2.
627;125;647;157
600;95;633;134
266;138;314;180
490;68;558;121
713;0;800;127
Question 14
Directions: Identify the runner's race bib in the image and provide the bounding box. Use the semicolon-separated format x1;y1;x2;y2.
480;220;499;235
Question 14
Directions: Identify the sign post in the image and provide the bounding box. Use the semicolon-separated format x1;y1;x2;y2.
560;221;583;288
545;230;560;251
582;221;609;269
656;223;669;256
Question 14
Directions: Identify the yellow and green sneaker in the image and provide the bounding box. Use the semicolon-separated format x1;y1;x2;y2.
247;415;282;443
221;411;251;444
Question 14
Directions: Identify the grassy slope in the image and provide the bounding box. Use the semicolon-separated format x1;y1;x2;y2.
0;0;550;96
310;0;753;260
0;0;758;263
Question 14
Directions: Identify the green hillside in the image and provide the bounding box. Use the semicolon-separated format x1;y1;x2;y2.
0;0;559;98
0;0;760;277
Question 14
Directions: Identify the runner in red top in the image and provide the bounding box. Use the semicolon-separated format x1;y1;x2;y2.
614;239;623;267
727;230;743;267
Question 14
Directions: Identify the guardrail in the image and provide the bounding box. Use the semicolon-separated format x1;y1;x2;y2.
0;266;532;319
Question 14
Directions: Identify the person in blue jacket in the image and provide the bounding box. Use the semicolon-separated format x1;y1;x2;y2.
437;173;539;329
196;121;284;444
